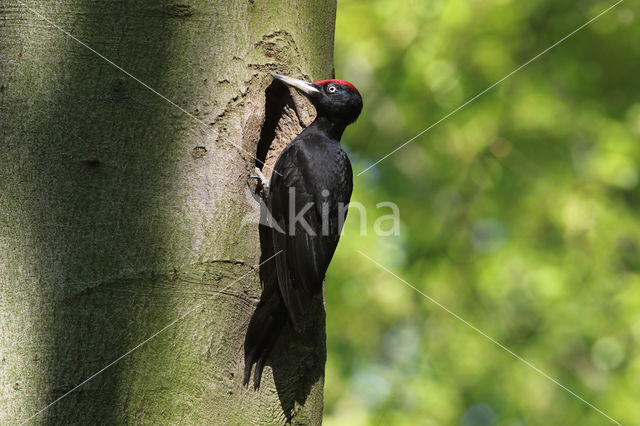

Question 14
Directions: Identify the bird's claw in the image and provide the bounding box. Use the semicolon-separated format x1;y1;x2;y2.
248;167;269;198
253;167;269;188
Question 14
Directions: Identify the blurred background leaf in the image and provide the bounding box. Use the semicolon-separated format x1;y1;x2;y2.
325;0;640;424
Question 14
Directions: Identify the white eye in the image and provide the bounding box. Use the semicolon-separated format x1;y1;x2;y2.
327;85;337;93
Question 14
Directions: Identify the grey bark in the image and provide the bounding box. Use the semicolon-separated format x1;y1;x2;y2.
0;1;336;424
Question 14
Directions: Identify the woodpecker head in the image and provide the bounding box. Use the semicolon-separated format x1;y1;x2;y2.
271;73;363;126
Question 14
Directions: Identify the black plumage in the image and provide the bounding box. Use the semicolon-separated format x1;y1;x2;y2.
243;74;362;389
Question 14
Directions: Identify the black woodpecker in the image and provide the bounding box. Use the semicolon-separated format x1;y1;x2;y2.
243;73;363;389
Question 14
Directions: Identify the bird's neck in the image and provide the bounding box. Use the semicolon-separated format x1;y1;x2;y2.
309;116;347;141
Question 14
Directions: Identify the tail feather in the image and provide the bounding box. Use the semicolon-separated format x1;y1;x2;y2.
243;282;288;389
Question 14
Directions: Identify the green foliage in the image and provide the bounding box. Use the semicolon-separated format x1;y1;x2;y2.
325;0;640;424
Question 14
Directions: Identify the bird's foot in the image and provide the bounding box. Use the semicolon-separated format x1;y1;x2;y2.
248;167;269;198
253;167;269;188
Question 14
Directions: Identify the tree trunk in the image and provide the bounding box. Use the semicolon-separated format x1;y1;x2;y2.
0;1;335;423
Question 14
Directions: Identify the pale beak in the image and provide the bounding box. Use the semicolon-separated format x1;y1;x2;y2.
271;73;319;95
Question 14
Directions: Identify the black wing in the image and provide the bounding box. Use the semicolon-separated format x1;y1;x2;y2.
268;139;352;331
